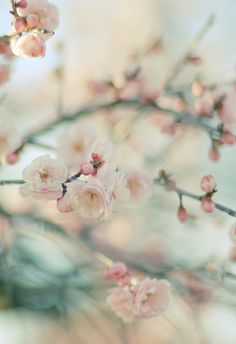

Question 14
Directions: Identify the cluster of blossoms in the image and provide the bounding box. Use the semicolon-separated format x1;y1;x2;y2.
105;262;170;322
176;174;217;223
10;0;59;58
0;120;23;164
19;123;152;220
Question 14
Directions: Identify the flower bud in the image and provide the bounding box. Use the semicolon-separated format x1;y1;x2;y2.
80;162;94;176
26;13;40;29
200;175;217;193
57;193;73;213
201;196;215;213
177;206;187;223
208;147;220;161
12;17;26;33
5;152;20;164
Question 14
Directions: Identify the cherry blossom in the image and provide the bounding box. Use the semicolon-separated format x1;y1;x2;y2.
19;155;68;200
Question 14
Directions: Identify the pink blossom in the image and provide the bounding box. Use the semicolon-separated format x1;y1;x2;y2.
80;162;94;176
229;222;236;244
133;278;170;318
105;262;128;281
106;287;136;323
16;0;59;31
57;123;96;170
5;152;20;165
200;175;217;193
201;196;215;213
67;178;111;220
125;170;152;206
10;34;46;58
19;155;69;200
0;120;22;159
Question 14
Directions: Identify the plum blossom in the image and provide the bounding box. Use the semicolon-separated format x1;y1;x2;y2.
133;278;170;318
10;33;46;58
57;192;73;213
90;139;114;172
19;155;68;200
106;287;136;323
57;123;96;170
0;120;22;160
200;175;217;193
66;178;111;220
125;170;152;206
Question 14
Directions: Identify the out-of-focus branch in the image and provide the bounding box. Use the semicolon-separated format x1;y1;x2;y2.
162;14;215;89
154;176;236;218
24;97;221;144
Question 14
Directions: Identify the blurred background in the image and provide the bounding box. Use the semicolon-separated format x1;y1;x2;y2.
0;0;236;343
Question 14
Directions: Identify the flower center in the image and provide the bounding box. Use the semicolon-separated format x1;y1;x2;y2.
39;170;49;182
74;142;84;153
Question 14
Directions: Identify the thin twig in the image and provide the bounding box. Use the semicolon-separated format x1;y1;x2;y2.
154;177;236;218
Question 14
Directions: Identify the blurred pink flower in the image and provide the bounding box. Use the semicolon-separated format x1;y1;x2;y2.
20;155;68;200
107;287;136;323
57;123;96;170
16;0;59;31
10;34;46;58
200;175;217;193
125;170;152;206
105;262;128;281
57;192;73;213
0;120;22;159
229;222;236;244
67;178;110;220
0;64;10;86
134;278;170;318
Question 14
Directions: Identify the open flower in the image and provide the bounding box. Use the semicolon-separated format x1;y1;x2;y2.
10;33;46;58
134;278;170;318
67;178;110;220
0;120;22;159
106;287;136;323
57;123;96;170
20;155;68;200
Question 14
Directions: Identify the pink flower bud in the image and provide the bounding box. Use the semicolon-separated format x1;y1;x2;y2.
26;13;39;29
208;147;220;161
221;131;236;145
80;163;94;176
5;152;20;164
105;262;128;281
57;193;73;213
10;34;46;58
177;206;187;223
201;196;215;213
200;175;217;193
16;0;28;9
13;17;26;33
229;222;236;244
